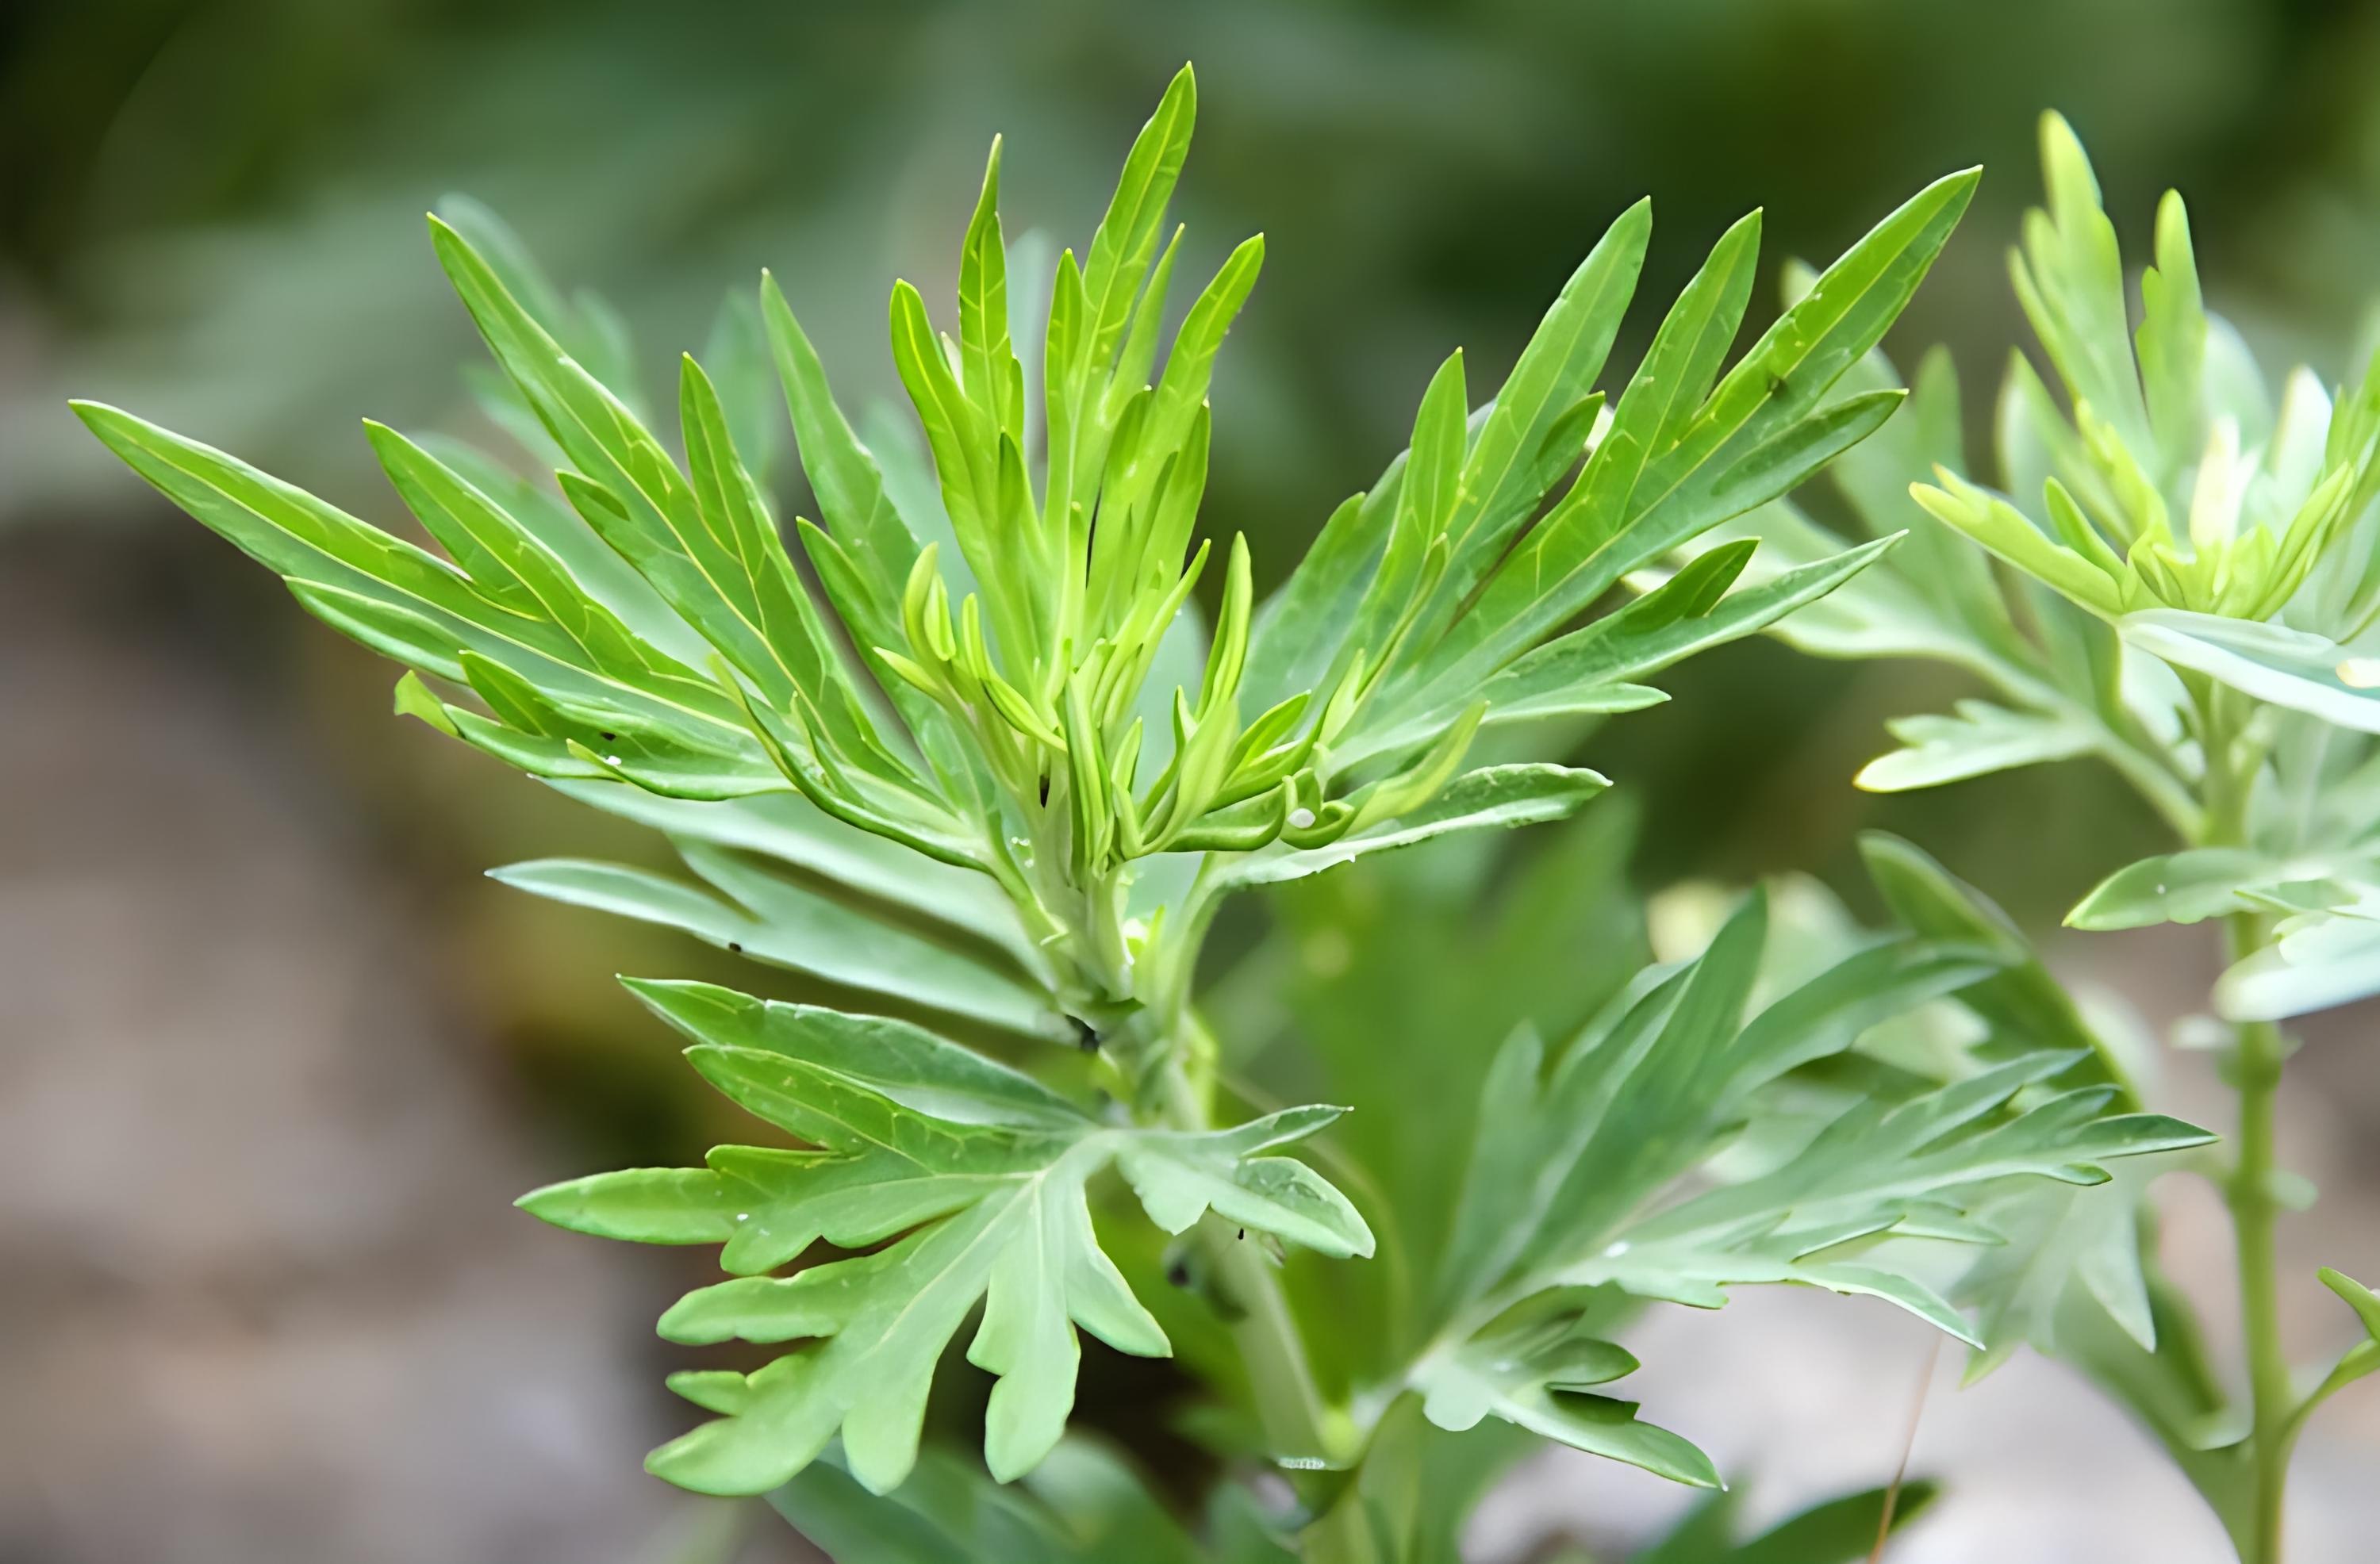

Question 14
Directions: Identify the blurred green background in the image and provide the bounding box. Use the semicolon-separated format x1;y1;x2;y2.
6;1;2380;1560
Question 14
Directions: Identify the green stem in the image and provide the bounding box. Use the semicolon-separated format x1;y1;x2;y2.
2225;916;2292;1564
1155;1017;1354;1466
2200;681;2293;1562
1206;1216;1352;1461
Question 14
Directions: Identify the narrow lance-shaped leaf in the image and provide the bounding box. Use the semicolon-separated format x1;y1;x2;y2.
487;850;1071;1044
1389;169;1977;719
428;217;826;709
1242;194;1655;715
1856;698;2099;793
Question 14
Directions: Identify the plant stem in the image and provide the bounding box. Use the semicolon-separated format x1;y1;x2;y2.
1205;1216;1351;1460
2200;682;2293;1562
2225;912;2292;1564
1155;1020;1353;1466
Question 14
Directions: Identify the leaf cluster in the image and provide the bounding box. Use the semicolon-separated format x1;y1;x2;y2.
67;59;2239;1561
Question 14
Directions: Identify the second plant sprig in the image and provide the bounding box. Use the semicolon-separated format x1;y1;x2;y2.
1688;111;2380;1562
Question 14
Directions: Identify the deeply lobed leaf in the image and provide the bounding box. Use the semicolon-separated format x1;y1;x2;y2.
520;982;1367;1496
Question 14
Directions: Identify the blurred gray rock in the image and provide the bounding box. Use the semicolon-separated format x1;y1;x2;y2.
0;543;747;1563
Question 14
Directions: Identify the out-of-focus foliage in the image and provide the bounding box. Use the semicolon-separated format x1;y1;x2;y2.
1678;107;2380;1562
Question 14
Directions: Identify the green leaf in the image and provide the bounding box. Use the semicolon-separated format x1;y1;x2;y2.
701;286;784;486
649;1060;1156;1492
771;1450;1073;1564
2067;847;2320;930
434;194;647;416
1855;698;2098;792
1301;1394;1530;1564
1411;871;2211;1486
486;853;1070;1044
535;1023;1361;1497
1241;480;1396;719
2135;190;2208;481
428;217;827;710
1334;350;1469;672
1081;64;1197;386
770;1439;1265;1564
67;399;798;809
1959;1165;2164;1369
414;431;713;661
1198;764;1608;899
1346;536;1895;764
1854;833;2203;1370
1635;1480;1940;1564
1557;1053;2208;1346
1425;198;1656;617
1136;235;1265;512
958;139;1018;440
1117;1111;1376;1260
624;979;1085;1129
1909;471;2125;618
678;351;883;764
1723;933;2009;1097
759;271;921;610
1416;1292;1718;1488
67;404;764;778
2215;895;2380;1021
1242;195;1645;718
2279;1267;2380;1439
516;1167;747;1245
547;780;1041;973
2319;1267;2380;1342
1860;831;2141;1100
2121;610;2380;734
647;1145;1151;1493
1261;799;1649;1387
1399;168;1977;707
2012;113;2152;457
2052;1271;2252;1527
